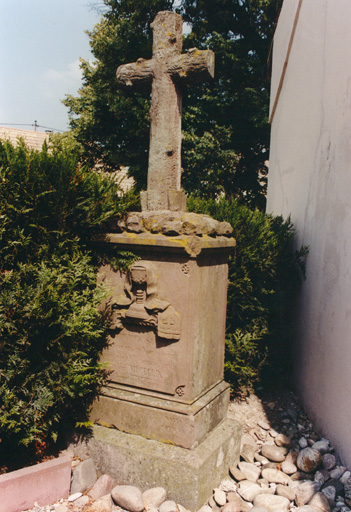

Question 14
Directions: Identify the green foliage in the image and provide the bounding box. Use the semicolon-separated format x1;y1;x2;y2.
188;196;306;392
64;0;281;208
0;139;133;468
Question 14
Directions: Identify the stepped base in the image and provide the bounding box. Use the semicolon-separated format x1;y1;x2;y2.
86;418;241;511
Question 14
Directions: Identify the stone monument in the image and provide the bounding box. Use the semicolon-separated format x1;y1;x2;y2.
89;11;241;510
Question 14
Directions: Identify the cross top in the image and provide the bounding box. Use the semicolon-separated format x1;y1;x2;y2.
116;11;214;211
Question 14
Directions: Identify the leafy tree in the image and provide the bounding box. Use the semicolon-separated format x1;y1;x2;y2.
64;0;281;209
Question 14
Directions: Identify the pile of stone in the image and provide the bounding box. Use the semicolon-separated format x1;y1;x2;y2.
202;419;351;512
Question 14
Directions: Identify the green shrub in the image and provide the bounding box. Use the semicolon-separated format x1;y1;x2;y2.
0;138;134;469
188;197;306;393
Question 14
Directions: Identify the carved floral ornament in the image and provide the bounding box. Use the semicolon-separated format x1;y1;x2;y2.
112;260;181;341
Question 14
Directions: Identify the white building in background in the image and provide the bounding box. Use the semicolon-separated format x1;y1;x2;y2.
267;0;351;466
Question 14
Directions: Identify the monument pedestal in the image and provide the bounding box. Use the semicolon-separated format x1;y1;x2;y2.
89;212;241;509
87;419;241;511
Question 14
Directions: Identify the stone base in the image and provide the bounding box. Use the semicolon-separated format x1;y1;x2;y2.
91;381;230;449
87;418;241;511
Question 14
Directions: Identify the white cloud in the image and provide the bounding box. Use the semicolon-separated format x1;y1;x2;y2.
42;60;82;99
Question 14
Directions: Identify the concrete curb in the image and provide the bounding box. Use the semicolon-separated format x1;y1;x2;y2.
0;455;72;512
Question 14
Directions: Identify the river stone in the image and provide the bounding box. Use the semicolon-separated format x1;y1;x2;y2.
345;477;351;505
159;501;178;512
313;440;330;455
253;494;290;512
222;501;242;512
220;479;237;492
275;434;291;448
261;444;287;462
111;485;144;512
238;481;264;502
286;450;299;464
143;488;167;508
242;432;259;448
90;495;115;512
250;508;269;512
330;466;346;479
322;486;336;506
213;488;227;506
341;472;351;485
323;454;336;471
241;443;257;463
295;481;321;507
295;506;319;512
226;492;252;512
281;460;297;475
197;505;212;512
276;484;296;501
315;470;330;486
261;468;291;485
297;448;323;473
230;465;247;481
258;420;271;431
238;462;261;482
255;454;269;464
88;474;118;501
299;438;309;449
71;458;97;494
309;492;331;512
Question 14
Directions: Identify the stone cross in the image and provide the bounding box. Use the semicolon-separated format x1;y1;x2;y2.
116;11;214;211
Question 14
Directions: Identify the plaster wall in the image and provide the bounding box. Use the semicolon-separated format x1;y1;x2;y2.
267;0;351;467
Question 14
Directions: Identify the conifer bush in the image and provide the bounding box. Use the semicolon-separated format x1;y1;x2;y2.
0;137;134;469
188;197;307;393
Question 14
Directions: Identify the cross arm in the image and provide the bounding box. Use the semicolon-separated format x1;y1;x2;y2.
168;49;215;85
116;58;153;89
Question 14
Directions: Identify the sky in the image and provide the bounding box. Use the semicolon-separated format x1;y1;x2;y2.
0;0;103;133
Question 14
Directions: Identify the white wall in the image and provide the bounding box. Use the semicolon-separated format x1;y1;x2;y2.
267;0;351;467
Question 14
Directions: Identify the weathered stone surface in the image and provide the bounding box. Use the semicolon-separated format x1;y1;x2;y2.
111;485;144;512
238;462;261;482
275;434;291;448
90;494;114;512
253;494;290;512
88;474;117;501
143;487;167;508
309;492;331;512
276;484;296;501
261;444;287;462
295;481;321;507
241;433;259;451
261;468;291;485
297;448;323;473
70;458;97;494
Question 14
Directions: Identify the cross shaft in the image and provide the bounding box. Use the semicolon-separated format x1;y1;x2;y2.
116;11;214;211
